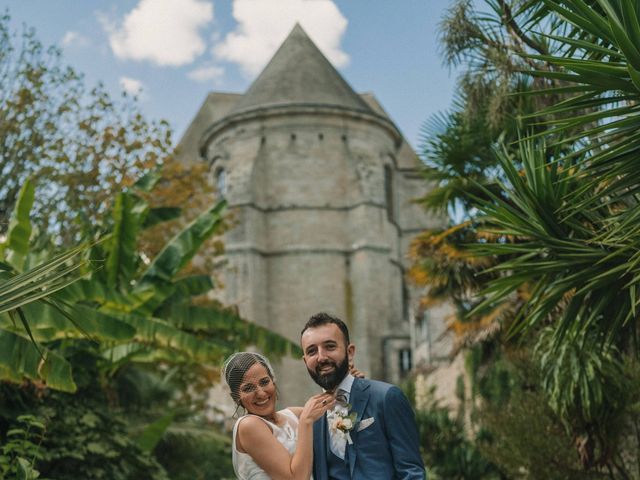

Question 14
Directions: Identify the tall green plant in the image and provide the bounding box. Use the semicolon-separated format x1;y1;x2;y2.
414;0;640;473
0;176;296;392
464;0;640;470
0;179;92;391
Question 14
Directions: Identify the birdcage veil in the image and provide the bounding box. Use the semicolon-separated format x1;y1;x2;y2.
222;352;276;405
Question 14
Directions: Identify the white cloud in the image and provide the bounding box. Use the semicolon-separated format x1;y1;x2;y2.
214;0;349;76
120;76;145;96
102;0;214;67
61;31;89;47
187;65;225;83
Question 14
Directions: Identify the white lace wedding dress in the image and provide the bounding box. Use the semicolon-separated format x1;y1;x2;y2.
232;408;311;480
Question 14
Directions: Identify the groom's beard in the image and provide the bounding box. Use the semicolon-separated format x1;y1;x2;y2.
307;355;349;391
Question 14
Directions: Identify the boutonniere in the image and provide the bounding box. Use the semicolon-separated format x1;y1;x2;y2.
327;404;357;444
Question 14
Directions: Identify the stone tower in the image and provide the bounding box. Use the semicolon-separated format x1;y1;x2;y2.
177;24;439;405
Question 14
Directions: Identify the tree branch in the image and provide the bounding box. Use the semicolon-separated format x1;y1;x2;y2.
499;0;549;56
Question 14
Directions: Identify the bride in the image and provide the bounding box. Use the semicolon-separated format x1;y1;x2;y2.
223;352;354;479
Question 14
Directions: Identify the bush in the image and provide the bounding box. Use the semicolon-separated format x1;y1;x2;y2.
411;380;502;480
154;427;235;480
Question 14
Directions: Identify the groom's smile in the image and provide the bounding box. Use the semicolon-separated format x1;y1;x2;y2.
301;323;356;391
318;362;337;374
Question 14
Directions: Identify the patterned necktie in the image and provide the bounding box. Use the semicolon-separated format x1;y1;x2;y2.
328;388;350;459
335;388;348;406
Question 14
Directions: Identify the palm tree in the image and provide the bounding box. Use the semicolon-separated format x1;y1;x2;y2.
465;0;640;471
414;0;640;473
412;0;569;349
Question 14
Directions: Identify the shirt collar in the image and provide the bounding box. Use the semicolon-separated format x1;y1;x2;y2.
336;373;354;395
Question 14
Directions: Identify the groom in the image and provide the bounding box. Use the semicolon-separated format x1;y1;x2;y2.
301;312;426;479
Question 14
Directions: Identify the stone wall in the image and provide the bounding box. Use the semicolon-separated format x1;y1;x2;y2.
202;107;429;404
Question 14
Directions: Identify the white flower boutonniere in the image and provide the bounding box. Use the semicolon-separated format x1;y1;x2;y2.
327;404;357;445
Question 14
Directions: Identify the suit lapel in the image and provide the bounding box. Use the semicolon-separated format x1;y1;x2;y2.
347;378;371;477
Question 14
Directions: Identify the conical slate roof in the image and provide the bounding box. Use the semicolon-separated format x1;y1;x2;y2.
230;24;373;115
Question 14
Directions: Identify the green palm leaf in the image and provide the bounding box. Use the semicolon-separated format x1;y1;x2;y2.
469;139;637;348
0;245;90;315
524;0;640;202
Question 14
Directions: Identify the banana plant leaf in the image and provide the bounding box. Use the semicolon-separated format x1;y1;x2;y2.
139;200;226;285
98;309;233;361
1;178;35;270
3;301;137;342
133;200;226;314
0;328;76;392
134;413;175;453
105;192;146;290
143;207;182;229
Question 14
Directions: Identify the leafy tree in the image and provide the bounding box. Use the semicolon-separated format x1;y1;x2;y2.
475;352;610;480
413;0;640;475
409;0;573;346
465;0;640;470
0;13;173;243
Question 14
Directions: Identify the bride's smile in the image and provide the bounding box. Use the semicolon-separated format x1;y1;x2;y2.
238;363;277;416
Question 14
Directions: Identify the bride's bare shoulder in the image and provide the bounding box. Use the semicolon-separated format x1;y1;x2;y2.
235;415;274;453
237;415;271;433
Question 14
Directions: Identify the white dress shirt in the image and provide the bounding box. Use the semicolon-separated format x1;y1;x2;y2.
327;373;355;459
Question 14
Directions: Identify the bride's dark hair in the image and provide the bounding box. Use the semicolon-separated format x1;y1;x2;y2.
222;352;276;405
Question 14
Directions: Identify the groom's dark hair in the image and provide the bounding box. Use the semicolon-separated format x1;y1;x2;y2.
301;312;350;345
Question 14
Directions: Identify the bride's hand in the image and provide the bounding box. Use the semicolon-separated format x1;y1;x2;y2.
349;363;365;378
300;393;335;424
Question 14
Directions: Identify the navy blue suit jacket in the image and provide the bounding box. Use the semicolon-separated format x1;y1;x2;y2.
312;377;426;479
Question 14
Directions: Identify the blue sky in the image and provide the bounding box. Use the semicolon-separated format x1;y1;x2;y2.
3;0;461;151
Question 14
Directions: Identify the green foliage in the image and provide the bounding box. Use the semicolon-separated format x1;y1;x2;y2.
0;414;45;480
414;0;640;475
1;177;296;391
0;13;173;243
478;386;602;479
473;352;617;479
412;383;501;480
134;413;174;453
154;427;236;480
0;353;170;480
536;328;627;427
523;0;640;197
0;227;91;392
470;138;638;349
36;393;169;480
